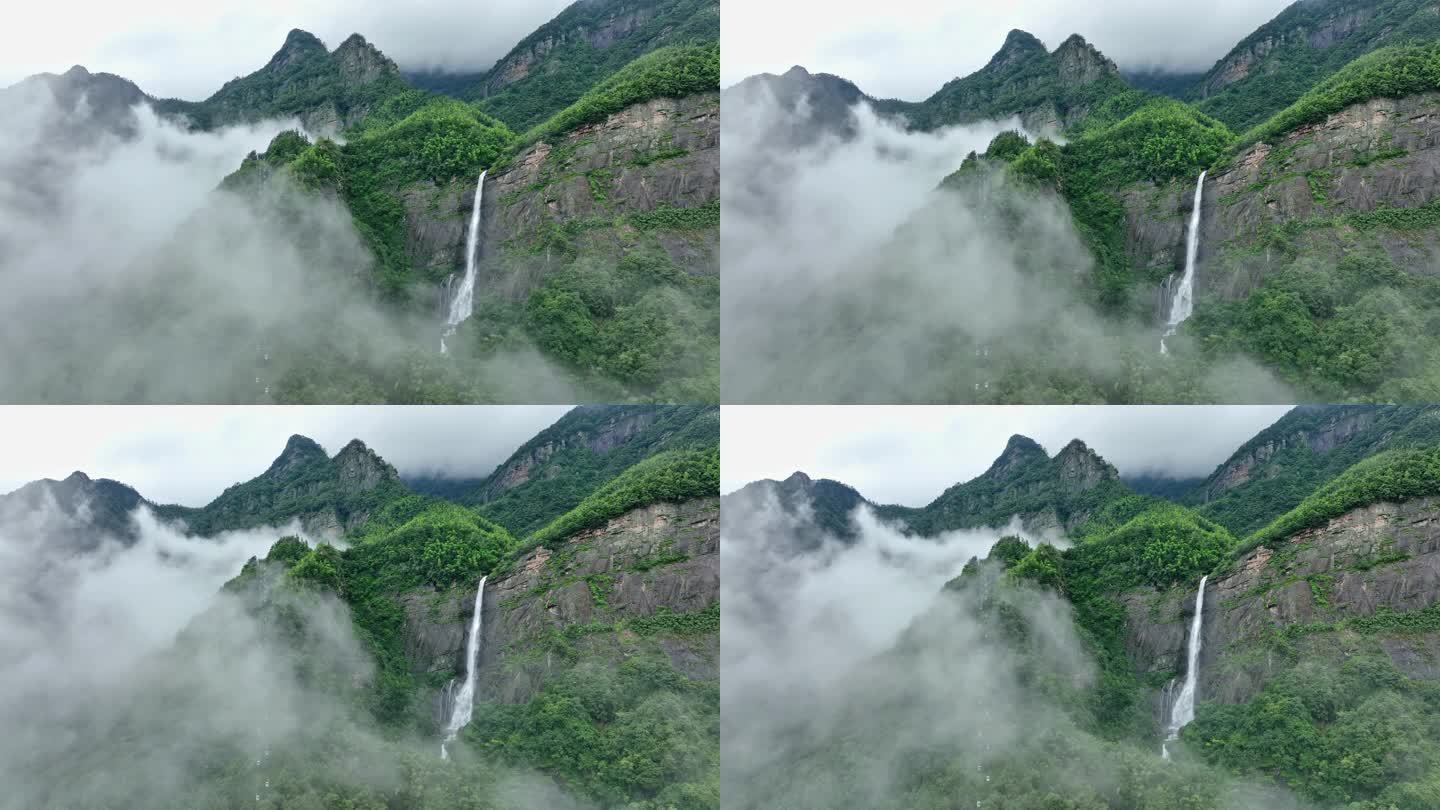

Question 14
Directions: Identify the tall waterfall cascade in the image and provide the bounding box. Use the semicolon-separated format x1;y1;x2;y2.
440;170;487;354
1161;170;1207;355
439;575;487;759
1162;574;1209;759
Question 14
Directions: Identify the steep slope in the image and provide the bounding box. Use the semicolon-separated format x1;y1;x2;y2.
721;472;869;550
881;31;1130;133
154;434;408;536
1192;405;1440;534
155;30;409;132
0;64;149;141
1193;0;1440;131
225;41;720;400
879;435;1131;535
720;65;874;146
728;29;1131;139
470;404;718;533
0;471;146;549
465;0;719;131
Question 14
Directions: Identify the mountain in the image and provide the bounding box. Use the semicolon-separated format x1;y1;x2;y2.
721;471;869;551
1192;0;1440;131
4;406;719;807
721;65;872;145
1189;404;1440;535
4;0;720;404
724;404;1440;807
0;64;149;141
153;434;407;537
154;29;408;132
470;404;719;534
877;435;1128;535
877;31;1129;133
462;0;720;131
728;29;1131;140
0;471;146;549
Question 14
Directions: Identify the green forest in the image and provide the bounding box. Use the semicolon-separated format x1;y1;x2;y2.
728;406;1440;808
126;0;723;405
899;0;1440;403
24;406;720;809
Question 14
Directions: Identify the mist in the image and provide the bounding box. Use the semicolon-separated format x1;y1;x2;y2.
721;86;1293;404
720;488;1314;809
0;87;587;403
0;476;595;808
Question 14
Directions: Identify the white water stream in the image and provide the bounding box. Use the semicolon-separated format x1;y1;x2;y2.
440;575;487;759
1162;574;1208;759
441;170;487;354
1161;171;1207;354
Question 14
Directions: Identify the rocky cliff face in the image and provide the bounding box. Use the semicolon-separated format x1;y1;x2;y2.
1124;494;1440;715
1122;90;1440;307
407;91;718;311
1202;407;1381;500
474;406;662;503
401;497;719;716
477;3;660;98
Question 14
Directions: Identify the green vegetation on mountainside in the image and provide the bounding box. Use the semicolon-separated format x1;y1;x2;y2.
989;99;1234;311
1237;40;1440;150
501;40;719;163
468;0;719;131
1194;0;1440;132
472;404;719;534
1186;655;1440;807
517;444;718;557
1194;406;1440;536
1238;443;1440;556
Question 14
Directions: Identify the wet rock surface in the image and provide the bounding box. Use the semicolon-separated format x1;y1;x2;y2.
1126;495;1440;710
1123;91;1440;308
403;497;719;713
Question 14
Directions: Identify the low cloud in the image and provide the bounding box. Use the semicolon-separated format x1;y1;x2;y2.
721;87;1292;404
721;490;1314;808
0;88;584;404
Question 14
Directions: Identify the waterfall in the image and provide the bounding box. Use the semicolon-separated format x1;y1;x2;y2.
1162;574;1209;759
1161;170;1207;354
441;170;487;354
440;575;487;759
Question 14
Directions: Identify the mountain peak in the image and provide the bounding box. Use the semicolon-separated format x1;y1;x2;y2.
784;470;813;487
64;470;91;483
990;29;1048;68
63;65;91;78
283;28;325;49
783;65;812;79
1055;438;1118;487
333;438;399;490
1052;32;1118;85
332;32;399;85
266;29;328;72
986;434;1048;479
267;434;328;476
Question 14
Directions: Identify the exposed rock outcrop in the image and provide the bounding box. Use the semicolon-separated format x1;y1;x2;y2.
1123;91;1440;307
403;92;718;309
1124;494;1440;714
474;405;663;503
403;497;719;716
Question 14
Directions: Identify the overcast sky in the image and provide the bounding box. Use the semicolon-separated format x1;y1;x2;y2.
722;405;1292;506
723;0;1295;98
0;0;573;98
0;406;571;506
